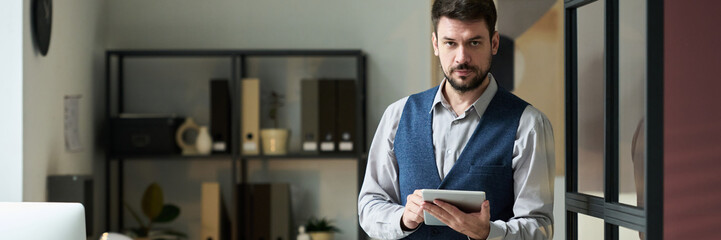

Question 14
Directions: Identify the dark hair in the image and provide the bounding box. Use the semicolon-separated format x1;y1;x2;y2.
431;0;497;37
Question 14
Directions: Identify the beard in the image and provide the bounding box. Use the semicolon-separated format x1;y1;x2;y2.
441;57;491;93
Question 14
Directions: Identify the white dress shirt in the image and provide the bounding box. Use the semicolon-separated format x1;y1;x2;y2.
358;75;555;240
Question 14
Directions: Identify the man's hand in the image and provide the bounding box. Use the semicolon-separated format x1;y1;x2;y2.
400;190;425;231
422;199;492;240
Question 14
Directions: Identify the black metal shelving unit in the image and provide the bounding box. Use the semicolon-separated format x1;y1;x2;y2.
104;49;367;240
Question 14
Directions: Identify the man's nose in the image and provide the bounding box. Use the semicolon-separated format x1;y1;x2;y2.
455;46;471;64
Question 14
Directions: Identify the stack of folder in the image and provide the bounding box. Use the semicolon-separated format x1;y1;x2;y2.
301;79;357;154
240;78;358;155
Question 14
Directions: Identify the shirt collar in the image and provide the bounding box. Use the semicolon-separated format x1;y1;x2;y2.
430;73;499;118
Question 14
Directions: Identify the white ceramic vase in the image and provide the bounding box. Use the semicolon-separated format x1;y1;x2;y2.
196;126;212;155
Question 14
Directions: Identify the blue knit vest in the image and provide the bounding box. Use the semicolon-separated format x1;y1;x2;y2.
395;85;529;239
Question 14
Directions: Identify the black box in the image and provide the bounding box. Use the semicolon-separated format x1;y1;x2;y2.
47;175;93;237
110;116;183;155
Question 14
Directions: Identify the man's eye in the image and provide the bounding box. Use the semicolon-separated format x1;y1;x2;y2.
444;42;455;47
470;41;480;46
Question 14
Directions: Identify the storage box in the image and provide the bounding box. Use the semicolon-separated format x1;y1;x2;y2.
110;116;183;155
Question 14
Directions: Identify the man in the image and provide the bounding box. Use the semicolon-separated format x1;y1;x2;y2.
357;0;555;239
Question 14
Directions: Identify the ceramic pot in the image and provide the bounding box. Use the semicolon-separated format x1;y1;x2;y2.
196;126;212;155
260;129;289;155
308;232;334;240
175;118;199;155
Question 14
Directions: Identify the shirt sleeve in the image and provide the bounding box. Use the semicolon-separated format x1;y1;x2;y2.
486;105;556;240
358;97;417;240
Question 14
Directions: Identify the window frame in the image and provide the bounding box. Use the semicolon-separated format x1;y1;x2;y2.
564;0;664;239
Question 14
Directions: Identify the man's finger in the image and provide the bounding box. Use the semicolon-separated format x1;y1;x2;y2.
406;201;423;215
422;201;450;222
481;200;490;217
407;193;424;205
433;199;465;216
408;191;425;203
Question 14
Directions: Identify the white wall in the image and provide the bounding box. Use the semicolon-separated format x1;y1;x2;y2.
0;0;24;202
22;0;106;201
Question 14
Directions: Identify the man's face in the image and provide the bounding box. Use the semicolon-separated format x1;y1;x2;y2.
433;16;499;92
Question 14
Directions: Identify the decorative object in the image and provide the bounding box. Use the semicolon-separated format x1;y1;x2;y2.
99;232;133;240
123;183;186;240
175;118;199;155
260;91;289;155
260;129;289;155
296;226;311;240
305;217;340;240
31;0;52;56
195;126;212;155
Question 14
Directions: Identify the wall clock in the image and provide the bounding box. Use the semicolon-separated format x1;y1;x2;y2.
32;0;52;56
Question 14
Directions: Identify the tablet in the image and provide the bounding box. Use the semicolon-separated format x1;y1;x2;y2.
420;189;485;226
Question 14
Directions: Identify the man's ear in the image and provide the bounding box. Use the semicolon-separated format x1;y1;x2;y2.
491;31;500;55
432;32;439;56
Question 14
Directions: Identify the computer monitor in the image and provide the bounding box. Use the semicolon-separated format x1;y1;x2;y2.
0;202;86;240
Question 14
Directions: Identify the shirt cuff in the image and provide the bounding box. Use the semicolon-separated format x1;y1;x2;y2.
486;221;505;240
393;207;419;237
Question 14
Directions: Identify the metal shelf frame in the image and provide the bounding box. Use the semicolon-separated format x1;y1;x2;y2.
104;49;368;240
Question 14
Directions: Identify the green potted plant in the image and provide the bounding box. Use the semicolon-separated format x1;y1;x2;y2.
261;91;290;155
124;183;186;240
305;216;341;240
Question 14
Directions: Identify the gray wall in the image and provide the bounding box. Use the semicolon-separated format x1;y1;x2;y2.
106;0;432;135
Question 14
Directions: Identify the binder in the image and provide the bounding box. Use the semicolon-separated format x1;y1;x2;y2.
239;183;291;240
318;79;337;152
269;184;291;240
201;182;229;240
241;78;260;155
210;79;231;153
336;80;357;152
301;79;320;152
249;184;271;240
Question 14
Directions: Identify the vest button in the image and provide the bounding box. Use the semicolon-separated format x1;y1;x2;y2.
431;229;439;235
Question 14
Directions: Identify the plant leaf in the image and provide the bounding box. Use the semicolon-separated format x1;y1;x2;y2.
153;204;180;223
142;183;164;219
